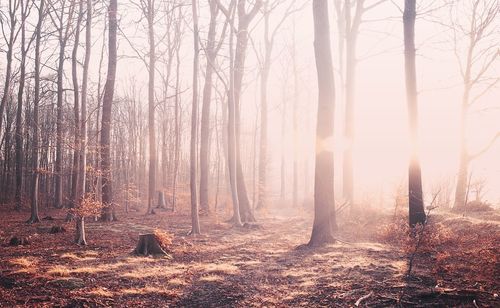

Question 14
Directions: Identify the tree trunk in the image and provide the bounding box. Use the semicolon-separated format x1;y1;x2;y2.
28;0;45;224
403;0;426;227
309;0;336;246
225;3;242;226
454;86;470;209
100;0;118;222
172;20;181;211
233;4;260;223
343;0;355;209
0;3;17;149
70;1;84;217
15;1;28;212
292;31;299;208
190;0;201;235
75;0;92;245
147;0;156;215
199;0;219;215
280;84;286;201
257;7;270;210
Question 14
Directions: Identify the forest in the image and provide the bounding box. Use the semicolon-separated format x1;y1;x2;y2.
0;0;499;306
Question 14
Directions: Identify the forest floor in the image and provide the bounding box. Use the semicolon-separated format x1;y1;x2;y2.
0;203;499;307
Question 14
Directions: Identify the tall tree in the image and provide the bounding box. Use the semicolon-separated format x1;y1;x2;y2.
0;0;20;140
199;0;227;215
256;0;301;210
48;0;76;209
190;0;201;235
172;5;183;210
451;0;499;209
219;0;262;223
14;0;31;211
75;0;92;245
333;0;387;210
403;0;425;226
27;0;45;224
145;0;157;215
223;1;242;226
309;0;336;246
69;0;84;217
100;0;118;222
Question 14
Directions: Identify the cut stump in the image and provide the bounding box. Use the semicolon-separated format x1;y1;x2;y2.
132;233;169;257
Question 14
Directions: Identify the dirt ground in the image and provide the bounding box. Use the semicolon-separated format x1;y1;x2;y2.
0;205;499;307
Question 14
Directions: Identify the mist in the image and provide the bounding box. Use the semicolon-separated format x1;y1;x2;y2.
0;0;498;306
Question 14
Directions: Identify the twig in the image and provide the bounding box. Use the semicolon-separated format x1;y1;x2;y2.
355;291;373;306
407;189;441;276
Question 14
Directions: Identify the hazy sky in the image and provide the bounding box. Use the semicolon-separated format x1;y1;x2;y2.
93;0;500;205
1;0;497;205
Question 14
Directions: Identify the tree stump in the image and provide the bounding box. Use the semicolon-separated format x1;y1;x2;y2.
9;237;29;246
132;234;169;257
49;226;66;234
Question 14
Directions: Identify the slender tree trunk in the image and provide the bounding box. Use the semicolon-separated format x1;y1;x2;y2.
403;0;425;226
454;86;470;209
75;0;92;245
146;0;156;215
190;0;201;235
53;0;76;208
15;0;27;211
309;0;336;246
100;0;118;222
70;2;84;217
199;0;219;215
280;84;286;201
0;3;17;144
227;4;242;226
343;0;356;209
172;11;182;211
28;0;45;224
55;37;65;210
257;66;268;210
292;32;299;208
257;4;270;210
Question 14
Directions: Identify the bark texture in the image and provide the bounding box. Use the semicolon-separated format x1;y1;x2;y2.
309;0;337;246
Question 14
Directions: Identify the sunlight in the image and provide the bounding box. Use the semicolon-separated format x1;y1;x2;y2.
0;0;498;306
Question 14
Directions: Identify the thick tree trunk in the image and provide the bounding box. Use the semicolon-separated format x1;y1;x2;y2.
100;0;118;222
403;0;426;227
190;0;201;235
309;0;336;246
233;20;257;223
